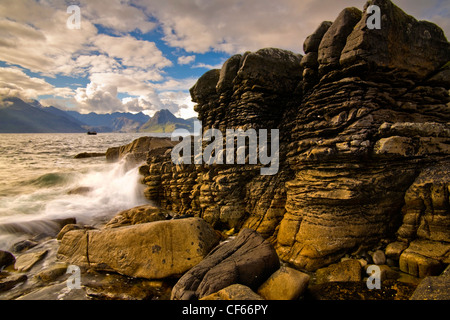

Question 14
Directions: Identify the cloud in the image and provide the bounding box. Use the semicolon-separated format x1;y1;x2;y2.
93;34;172;70
0;67;73;100
177;55;196;65
79;0;156;34
135;0;450;54
192;62;224;70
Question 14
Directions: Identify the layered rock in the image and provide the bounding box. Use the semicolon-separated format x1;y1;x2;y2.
140;0;450;275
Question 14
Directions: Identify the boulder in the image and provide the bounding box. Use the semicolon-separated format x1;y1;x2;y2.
74;152;105;159
171;228;280;300
106;137;178;164
340;0;450;79
316;260;362;283
0;273;27;293
317;7;362;75
104;204;172;228
201;284;263;300
57;217;220;279
410;266;450;300
399;240;449;277
14;250;48;272
257;266;310;300
0;250;15;269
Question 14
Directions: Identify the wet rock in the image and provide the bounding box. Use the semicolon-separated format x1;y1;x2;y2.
171;228;280;300
74;152;105;159
12;239;38;253
306;280;416;300
0;273;27;293
34;263;68;283
83;272;172;300
14;250;48;272
0;250;15;269
67;186;92;195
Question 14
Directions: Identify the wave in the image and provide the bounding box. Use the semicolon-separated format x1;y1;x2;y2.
0;159;149;250
27;172;72;188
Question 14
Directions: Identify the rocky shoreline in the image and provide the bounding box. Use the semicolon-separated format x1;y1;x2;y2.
1;0;449;300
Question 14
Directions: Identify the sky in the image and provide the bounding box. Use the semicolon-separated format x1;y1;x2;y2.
0;0;448;119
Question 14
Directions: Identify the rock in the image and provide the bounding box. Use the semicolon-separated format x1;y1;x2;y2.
303;21;332;53
201;284;263;300
0;250;15;269
74;152;105;159
409;266;450;300
317;7;362;75
104;204;172;229
12;239;38;253
67;186;92;195
399;240;449;277
106;137;178;164
257;266;310;300
34;263;68;283
316;260;362;283
83;272;172;300
372;250;386;265
377;265;399;281
14;250;48;272
138;0;450;274
340;0;450;79
190;69;221;104
58;217;220;279
306;280;416;300
0;273;27;293
385;241;408;260
56;224;95;240
105;146;120;162
171;228;280;300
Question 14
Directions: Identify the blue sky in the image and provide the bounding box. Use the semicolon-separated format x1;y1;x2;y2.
0;0;448;118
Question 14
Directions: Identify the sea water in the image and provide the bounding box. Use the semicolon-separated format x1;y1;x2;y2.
0;132;167;250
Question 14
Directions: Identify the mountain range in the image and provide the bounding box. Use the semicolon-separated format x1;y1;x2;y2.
0;97;196;133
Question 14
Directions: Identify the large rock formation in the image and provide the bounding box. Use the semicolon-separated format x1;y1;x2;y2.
140;0;450;274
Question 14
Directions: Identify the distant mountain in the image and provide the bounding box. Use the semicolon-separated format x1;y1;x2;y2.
0;96;196;133
0;97;85;133
139;109;194;133
66;111;150;133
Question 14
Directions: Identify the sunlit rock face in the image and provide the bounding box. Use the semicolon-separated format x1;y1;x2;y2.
141;0;450;273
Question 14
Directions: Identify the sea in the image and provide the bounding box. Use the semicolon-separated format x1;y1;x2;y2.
0;132;169;251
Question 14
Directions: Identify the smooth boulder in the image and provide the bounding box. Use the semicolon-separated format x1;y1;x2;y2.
171;228;280;300
57;217;220;279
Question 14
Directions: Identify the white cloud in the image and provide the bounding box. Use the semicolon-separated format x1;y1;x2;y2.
0;67;73;100
177;55;196;65
93;34;172;70
135;0;450;54
192;62;224;70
